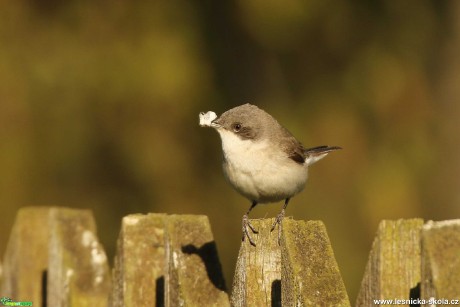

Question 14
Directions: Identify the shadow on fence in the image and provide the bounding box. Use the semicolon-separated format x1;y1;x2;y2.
0;207;459;306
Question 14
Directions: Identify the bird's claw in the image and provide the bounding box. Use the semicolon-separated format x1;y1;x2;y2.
270;209;285;245
242;214;258;246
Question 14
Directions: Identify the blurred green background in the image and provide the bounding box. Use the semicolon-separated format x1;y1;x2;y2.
1;0;459;302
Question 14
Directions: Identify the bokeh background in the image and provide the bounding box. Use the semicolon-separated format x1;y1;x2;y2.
1;0;459;302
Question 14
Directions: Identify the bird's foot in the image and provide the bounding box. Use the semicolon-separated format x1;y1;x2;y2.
242;214;258;246
270;209;285;245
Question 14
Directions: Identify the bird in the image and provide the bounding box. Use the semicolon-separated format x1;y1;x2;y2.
201;103;341;246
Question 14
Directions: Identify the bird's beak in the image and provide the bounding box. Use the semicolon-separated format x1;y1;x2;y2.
211;117;221;128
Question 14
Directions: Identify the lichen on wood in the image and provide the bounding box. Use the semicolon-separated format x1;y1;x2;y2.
356;219;424;306
281;219;350;307
421;219;460;301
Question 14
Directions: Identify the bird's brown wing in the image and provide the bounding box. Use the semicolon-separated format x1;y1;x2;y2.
279;135;306;164
285;144;342;165
289;146;307;164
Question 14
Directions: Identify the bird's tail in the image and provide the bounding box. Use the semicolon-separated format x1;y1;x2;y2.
304;145;341;166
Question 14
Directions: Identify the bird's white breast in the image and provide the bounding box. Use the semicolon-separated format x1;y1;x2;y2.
217;129;308;203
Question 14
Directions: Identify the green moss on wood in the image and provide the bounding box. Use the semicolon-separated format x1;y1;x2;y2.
281;220;350;307
231;219;281;307
166;215;229;306
356;218;423;306
422;220;460;300
111;213;167;307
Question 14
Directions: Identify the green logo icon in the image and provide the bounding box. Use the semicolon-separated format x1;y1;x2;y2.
0;297;33;306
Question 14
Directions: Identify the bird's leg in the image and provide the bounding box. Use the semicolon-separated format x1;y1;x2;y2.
271;198;290;244
242;201;258;246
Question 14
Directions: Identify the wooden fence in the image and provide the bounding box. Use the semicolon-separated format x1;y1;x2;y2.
0;207;459;306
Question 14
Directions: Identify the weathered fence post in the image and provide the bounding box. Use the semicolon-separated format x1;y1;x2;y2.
231;218;350;306
110;213;167;306
356;219;424;306
4;207;459;306
165;215;229;306
281;220;350;306
0;207;111;307
47;208;111;306
421;219;460;304
231;219;282;307
1;207;50;304
110;214;229;307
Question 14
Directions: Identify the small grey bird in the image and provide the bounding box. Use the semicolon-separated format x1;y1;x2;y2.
203;103;340;246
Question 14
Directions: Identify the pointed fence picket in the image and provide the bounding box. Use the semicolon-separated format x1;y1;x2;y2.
1;207;459;306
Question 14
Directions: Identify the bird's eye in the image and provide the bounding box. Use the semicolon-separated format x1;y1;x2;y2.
233;123;242;132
